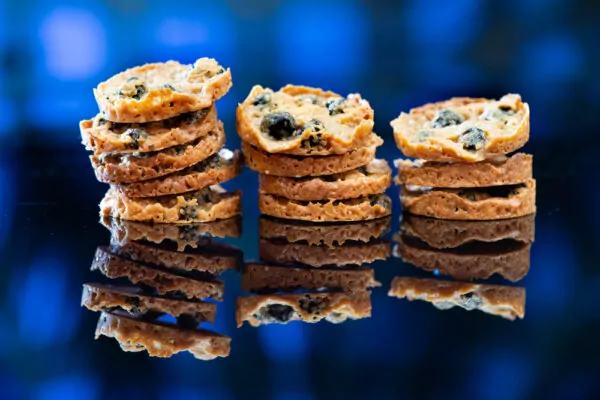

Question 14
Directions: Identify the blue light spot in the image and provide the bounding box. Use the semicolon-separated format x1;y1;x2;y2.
519;34;583;82
258;323;308;362
433;269;440;276
11;254;79;349
404;0;483;49
34;374;99;400
39;7;106;80
275;0;369;86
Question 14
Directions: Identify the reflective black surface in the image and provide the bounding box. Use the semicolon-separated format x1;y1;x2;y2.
1;144;599;400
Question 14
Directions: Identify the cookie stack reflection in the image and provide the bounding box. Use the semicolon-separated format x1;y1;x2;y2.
389;214;534;320
237;85;392;222
236;216;391;327
81;216;243;359
79;58;242;224
391;94;535;221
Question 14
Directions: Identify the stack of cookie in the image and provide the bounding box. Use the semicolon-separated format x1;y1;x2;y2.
391;94;535;220
389;214;535;320
237;85;392;222
236;217;390;327
80;58;242;224
81;216;243;359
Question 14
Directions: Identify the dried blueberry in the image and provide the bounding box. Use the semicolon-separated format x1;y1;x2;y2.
217;67;225;74
498;105;516;115
298;297;326;314
124;128;147;149
180;205;198;220
252;92;271;106
459;292;483;308
325;98;345;116
458;127;487;151
126;77;139;82
431;109;465;128
260;112;298;140
357;165;369;175
264;304;294;322
97;118;108;126
160;84;176;91
370;195;391;209
119;84;147;100
417;131;432;142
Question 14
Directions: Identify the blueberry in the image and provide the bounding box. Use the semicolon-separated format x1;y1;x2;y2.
298;297;326;314
265;304;294;322
253;93;271;106
417;131;432;142
325;98;345;115
297;94;319;105
119;84;147;100
458;127;487;151
160;84;176;91
370;195;391;209
179;205;198;220
431;109;464;128
126;77;139;82
498;105;516;115
260;112;298;140
124;128;147;149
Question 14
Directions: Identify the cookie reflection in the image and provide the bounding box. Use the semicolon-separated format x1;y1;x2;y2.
82;217;242;359
237;216;390;327
390;214;534;320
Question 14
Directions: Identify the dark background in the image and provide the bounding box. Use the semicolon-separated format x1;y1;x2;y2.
0;0;599;399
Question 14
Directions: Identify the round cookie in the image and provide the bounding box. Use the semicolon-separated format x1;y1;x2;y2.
259;215;391;247
80;106;217;155
91;122;225;183
237;85;374;156
391;94;530;162
395;153;533;188
236;291;371;327
259;239;390;268
101;216;242;251
95;310;231;359
242;263;381;293
400;214;535;248
91;247;225;301
242;135;382;177
388;277;525;320
109;240;241;276
94;58;232;123
259;159;391;201
394;236;531;282
82;283;217;324
401;179;536;220
258;193;392;222
100;185;242;224
115;149;242;198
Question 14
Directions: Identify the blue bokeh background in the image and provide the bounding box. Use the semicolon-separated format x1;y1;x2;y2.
0;1;599;399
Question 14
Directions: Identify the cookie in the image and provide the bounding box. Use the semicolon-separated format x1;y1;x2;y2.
242;263;381;293
236;85;374;155
101;216;242;252
91;247;224;301
394;236;531;282
394;153;533;188
80;107;216;155
401;179;536;220
114;149;242;198
242;136;381;177
81;283;217;324
388;277;525;320
109;239;241;276
400;214;535;249
258;193;392;222
259;239;390;268
236;291;372;327
95;310;230;359
91;122;225;184
94;58;232;123
259;159;391;201
391;94;530;162
259;216;391;247
100;185;242;224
